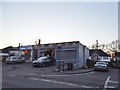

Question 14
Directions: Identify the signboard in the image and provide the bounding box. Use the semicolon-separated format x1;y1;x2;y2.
58;46;62;51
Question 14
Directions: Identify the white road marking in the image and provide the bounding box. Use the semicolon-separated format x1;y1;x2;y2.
29;78;39;80
75;72;94;75
41;78;98;88
42;72;94;77
81;85;92;88
105;86;115;88
108;80;119;84
42;74;71;77
41;78;79;87
29;77;99;88
104;76;110;88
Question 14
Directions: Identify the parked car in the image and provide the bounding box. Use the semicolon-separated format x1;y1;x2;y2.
94;61;109;72
6;56;25;64
32;56;56;67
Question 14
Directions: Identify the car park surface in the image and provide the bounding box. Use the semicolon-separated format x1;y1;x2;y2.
2;61;119;89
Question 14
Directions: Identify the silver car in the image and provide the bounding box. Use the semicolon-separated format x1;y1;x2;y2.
32;56;56;67
6;56;25;64
94;61;109;72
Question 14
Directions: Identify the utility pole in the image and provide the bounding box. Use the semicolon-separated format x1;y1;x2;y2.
96;40;99;61
18;43;21;51
58;44;61;72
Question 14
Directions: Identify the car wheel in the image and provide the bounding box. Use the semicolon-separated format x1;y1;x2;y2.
6;62;9;65
33;65;36;67
53;62;56;65
11;61;14;64
42;63;46;67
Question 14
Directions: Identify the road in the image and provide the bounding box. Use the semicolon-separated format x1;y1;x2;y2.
2;62;119;89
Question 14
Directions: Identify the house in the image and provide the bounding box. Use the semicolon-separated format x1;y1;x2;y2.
114;52;120;65
1;46;19;61
115;52;120;60
20;41;89;69
89;49;110;61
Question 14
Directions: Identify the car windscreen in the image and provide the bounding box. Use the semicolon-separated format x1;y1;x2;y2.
96;62;106;65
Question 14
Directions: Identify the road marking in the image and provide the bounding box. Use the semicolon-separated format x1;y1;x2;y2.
27;73;37;76
41;78;79;87
42;72;94;77
75;72;94;75
104;76;110;88
28;77;98;88
41;78;97;88
108;80;119;84
42;74;71;77
105;86;115;88
29;78;39;80
81;85;92;88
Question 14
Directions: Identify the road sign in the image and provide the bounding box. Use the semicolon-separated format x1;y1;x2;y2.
58;46;62;51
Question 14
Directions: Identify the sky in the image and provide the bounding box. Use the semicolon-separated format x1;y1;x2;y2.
0;0;119;49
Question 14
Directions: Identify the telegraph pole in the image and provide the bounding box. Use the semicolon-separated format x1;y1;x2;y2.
96;40;99;61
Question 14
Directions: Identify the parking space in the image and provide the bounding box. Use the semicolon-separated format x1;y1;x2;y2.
2;61;119;88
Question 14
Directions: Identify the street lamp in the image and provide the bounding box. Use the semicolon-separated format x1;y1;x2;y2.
58;44;61;72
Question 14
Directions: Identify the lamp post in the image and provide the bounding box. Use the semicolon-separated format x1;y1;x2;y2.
58;44;61;72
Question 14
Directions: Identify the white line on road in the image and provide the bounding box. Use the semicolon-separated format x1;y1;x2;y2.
29;78;39;80
81;85;93;88
75;72;94;75
42;72;94;77
105;86;115;88
104;76;110;88
108;80;119;84
41;78;78;87
28;76;99;88
42;74;71;77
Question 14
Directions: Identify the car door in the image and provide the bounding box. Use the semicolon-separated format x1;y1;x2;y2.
14;57;18;63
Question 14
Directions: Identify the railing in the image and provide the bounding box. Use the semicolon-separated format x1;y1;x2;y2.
56;59;77;64
56;59;78;71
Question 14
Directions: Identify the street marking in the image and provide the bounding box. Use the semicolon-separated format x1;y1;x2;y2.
42;74;71;77
108;80;119;84
28;77;99;88
41;78;79;87
42;72;94;77
104;76;110;88
75;72;94;75
41;78;97;88
105;86;115;88
81;85;92;88
29;78;39;80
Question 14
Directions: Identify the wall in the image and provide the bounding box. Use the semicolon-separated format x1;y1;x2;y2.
55;47;78;63
84;46;89;65
78;44;84;68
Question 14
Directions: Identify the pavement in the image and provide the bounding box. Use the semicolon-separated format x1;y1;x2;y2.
53;68;94;75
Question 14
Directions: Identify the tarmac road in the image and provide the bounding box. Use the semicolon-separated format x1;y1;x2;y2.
2;62;119;89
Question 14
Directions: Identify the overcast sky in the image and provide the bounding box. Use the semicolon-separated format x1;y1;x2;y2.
0;0;118;49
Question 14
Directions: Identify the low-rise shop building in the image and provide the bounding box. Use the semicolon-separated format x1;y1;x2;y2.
20;41;89;69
